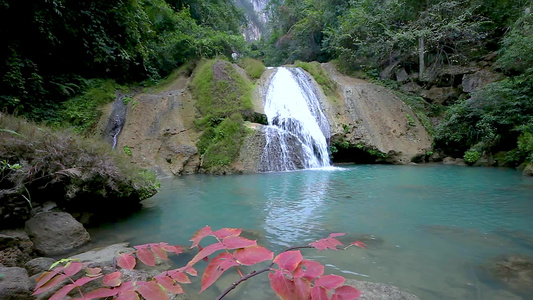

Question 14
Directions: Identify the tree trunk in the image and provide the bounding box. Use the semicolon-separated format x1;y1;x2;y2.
419;36;425;81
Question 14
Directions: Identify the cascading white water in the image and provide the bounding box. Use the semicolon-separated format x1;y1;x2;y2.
260;67;331;172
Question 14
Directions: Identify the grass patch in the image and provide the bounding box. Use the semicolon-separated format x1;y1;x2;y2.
237;58;266;80
149;61;197;93
294;61;337;98
50;79;118;134
191;59;254;170
0;113;159;226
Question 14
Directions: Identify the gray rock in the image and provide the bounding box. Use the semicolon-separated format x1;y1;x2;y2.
462;70;503;93
0;267;33;300
25;212;90;256
395;68;409;83
69;243;134;267
24;257;56;277
442;157;456;165
399;82;423;94
523;164;533;176
421;86;460;105
0;229;34;267
345;279;419;300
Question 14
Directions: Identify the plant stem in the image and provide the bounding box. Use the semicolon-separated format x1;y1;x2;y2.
216;268;271;300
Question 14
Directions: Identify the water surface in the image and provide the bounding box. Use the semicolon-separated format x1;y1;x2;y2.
89;165;533;299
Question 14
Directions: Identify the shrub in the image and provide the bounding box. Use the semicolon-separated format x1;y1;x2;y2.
295;61;337;98
237;58;266;80
464;149;481;165
0;113;159;226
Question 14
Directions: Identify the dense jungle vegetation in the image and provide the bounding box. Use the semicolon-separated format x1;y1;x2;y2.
0;0;532;169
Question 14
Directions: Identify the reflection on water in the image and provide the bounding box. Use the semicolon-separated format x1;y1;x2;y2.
263;169;333;247
87;165;533;300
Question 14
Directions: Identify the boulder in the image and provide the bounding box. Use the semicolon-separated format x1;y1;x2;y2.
345;279;419;300
399;82;423;94
69;243;134;268
24;257;56;277
523;164;533;176
0;267;33;300
421;86;460;105
395;68;409;83
0;229;34;267
462;70;503;93
25;212;90;256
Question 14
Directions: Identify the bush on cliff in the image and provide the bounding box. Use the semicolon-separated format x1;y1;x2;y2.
191;59;253;171
0;113;159;227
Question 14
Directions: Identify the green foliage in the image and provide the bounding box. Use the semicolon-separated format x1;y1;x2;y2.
192;59;253;123
294;61;337;98
200;113;249;168
124;146;132;157
53;79;117;133
463;149;481;164
192;60;253;170
123;97;132;105
435;70;533;158
237;58;266;80
406;114;416;127
0;0;248;119
497;11;533;74
0;113;159;224
518;130;533;162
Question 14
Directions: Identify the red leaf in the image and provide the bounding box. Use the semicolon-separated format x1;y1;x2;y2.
64;262;84;277
118;253;137;270
74;275;102;287
136;281;169;300
35;271;57;290
310;233;344;251
315;274;345;290
213;228;242;239
167;270;191;284
200;253;239;292
82;288;119;299
137;248;156;266
351;241;367;249
85;267;102;277
151;244;168;260
155;276;184;294
190;226;213;248
103;271;122;287
179;265;198;277
161;244;183;255
197;245;209;262
116;281;136;294
331;285;362;300
294;260;325;281
311;286;329;300
273;250;303;272
233;245;274;266
329;233;346;238
188;242;225;266
116;291;140;300
134;244;150;250
294;277;312;299
49;283;76;300
268;270;296;300
223;236;257;249
33;274;67;295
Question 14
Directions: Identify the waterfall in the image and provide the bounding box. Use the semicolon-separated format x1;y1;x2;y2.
103;93;127;150
260;67;331;172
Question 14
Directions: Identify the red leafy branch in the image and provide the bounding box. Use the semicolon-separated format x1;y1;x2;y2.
34;226;367;300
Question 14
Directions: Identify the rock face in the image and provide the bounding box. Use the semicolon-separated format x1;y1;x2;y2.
462;70;503;93
112;75;201;176
322;63;433;164
0;267;33;300
345;279;419;300
69;243;134;267
421;86;460;105
24;257;56;277
25;212;90;256
0;229;33;267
